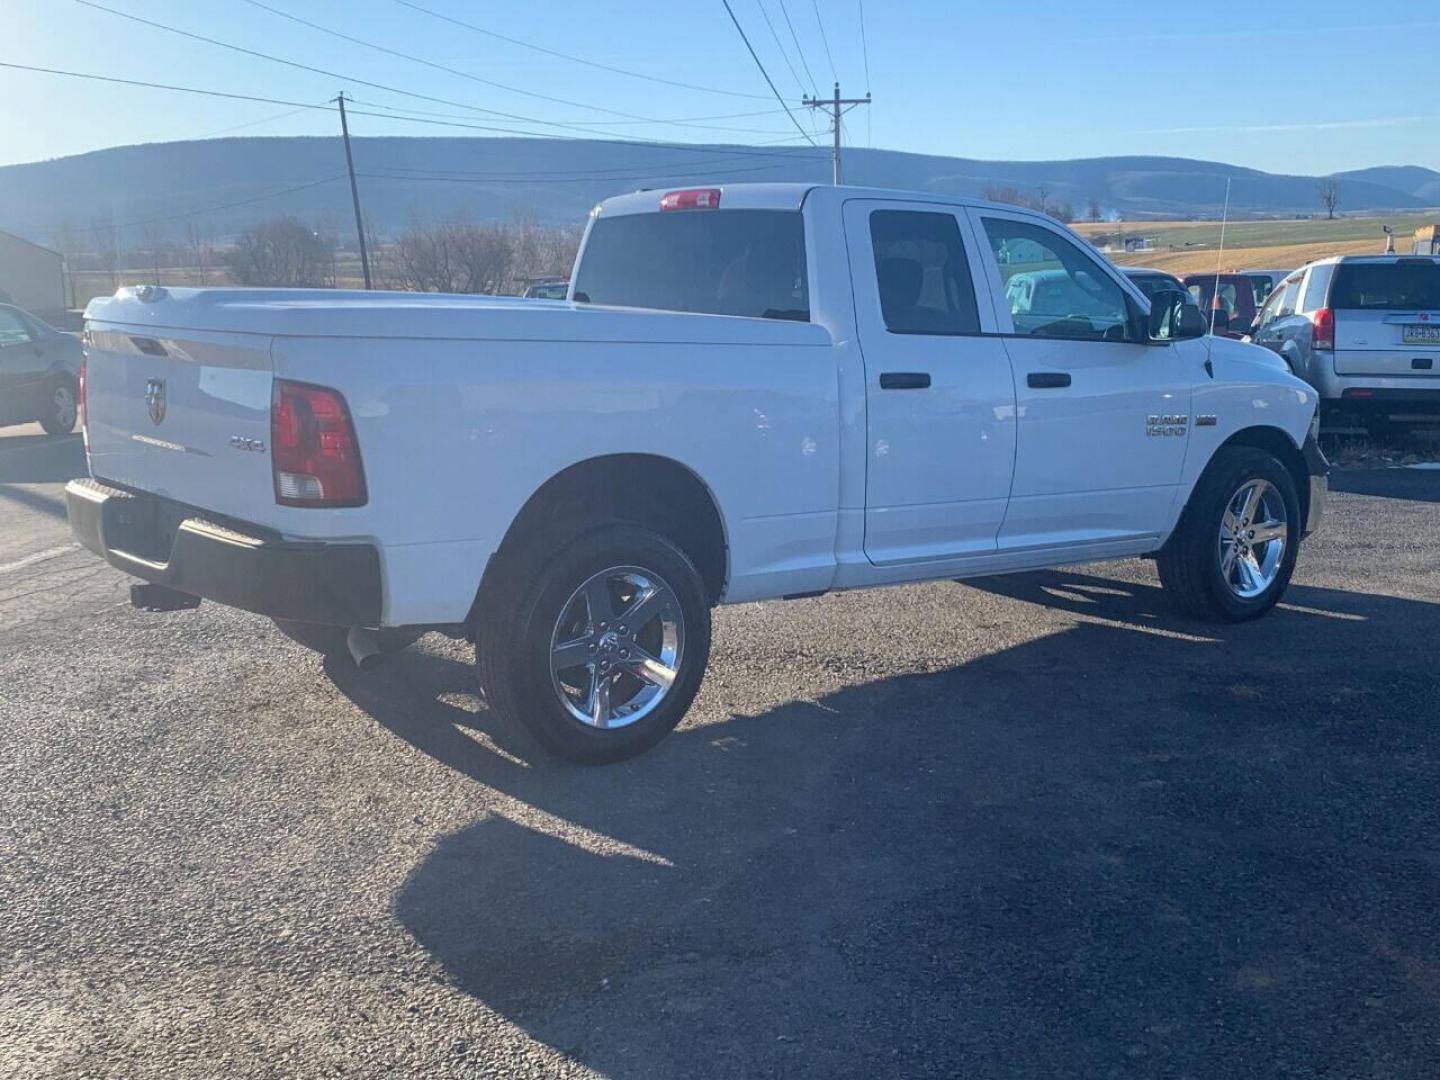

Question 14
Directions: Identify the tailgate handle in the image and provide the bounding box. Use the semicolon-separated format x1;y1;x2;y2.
1414;358;1434;370
1027;371;1072;389
879;372;931;390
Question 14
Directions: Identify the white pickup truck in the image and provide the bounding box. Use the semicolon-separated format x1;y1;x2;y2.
67;183;1326;762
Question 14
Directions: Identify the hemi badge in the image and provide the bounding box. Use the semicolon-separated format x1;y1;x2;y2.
1196;415;1218;427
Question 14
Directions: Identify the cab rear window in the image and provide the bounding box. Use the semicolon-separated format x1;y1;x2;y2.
1330;262;1440;310
572;210;809;321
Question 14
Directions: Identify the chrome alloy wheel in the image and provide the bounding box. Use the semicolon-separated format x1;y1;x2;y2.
1218;478;1288;599
53;385;77;430
549;565;685;730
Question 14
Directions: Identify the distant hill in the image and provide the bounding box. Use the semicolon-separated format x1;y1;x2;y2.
1333;165;1440;204
0;136;1433;247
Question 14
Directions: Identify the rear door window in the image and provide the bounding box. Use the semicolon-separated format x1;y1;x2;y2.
572;209;808;320
1330;261;1440;310
868;210;980;335
1300;264;1334;313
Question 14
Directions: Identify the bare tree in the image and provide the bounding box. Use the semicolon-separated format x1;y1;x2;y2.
1318;178;1341;220
138;220;170;284
182;220;215;285
1035;184;1051;216
390;214;518;294
90;214;121;291
1086;197;1103;223
226;216;331;287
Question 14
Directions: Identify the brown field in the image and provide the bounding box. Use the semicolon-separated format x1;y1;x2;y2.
1104;237;1402;276
1073;213;1435;276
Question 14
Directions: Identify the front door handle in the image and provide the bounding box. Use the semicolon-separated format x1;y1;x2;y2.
1027;371;1072;389
879;372;931;390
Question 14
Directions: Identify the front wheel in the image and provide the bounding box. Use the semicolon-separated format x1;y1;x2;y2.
39;379;78;435
1157;446;1300;621
475;524;712;764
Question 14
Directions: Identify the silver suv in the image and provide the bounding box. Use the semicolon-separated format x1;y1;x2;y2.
1249;255;1440;427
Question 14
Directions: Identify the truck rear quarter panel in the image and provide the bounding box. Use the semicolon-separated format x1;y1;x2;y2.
271;322;841;625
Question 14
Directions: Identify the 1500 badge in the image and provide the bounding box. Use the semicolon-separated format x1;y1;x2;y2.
1146;414;1188;437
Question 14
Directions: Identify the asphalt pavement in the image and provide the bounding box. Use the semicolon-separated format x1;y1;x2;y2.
2;424;1438;1078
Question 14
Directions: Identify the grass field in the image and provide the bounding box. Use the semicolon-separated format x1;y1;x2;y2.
1075;212;1437;276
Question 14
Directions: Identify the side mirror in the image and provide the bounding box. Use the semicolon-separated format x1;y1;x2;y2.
1146;289;1207;341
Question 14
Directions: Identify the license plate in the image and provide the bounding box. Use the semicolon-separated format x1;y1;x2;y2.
1403;324;1440;344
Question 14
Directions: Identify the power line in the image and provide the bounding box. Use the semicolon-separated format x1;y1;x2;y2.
0;60;826;161
69;0;820;152
236;0;788;137
809;0;840;82
193;104;318;140
357;159;821;185
718;0;817;145
753;0;810;97
388;0;770;101
857;0;872;90
77;0;718;138
775;0;820;95
337;96;795;137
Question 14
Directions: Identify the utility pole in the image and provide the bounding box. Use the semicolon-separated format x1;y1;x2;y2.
802;82;871;185
335;92;372;289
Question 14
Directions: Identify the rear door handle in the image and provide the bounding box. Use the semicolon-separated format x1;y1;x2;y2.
1027;371;1071;389
879;372;931;390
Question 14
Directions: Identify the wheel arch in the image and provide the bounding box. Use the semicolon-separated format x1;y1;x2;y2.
1214;425;1311;525
468;453;730;629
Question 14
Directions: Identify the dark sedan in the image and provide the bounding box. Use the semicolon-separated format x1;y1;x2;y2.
0;303;82;434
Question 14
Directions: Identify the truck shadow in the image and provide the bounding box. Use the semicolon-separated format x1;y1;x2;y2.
332;573;1440;1078
0;433;86;485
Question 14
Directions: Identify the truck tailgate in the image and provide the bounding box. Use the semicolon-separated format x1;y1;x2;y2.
84;320;276;522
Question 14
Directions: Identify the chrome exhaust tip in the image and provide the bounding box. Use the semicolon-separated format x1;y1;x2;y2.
346;626;383;671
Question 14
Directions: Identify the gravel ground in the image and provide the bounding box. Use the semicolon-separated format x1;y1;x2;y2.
2;428;1439;1078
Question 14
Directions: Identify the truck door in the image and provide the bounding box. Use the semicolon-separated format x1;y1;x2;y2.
842;200;1017;564
966;208;1191;551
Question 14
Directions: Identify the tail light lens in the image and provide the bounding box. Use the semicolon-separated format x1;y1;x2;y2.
271;379;366;507
1311;307;1334;350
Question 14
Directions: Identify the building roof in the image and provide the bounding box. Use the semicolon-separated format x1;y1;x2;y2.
0;229;62;260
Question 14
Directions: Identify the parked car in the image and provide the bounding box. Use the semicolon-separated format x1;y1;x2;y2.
523;277;569;300
0;302;81;434
1123;268;1207;322
67;183;1324;763
1244;269;1292;308
1183;272;1260;338
1248;255;1440;428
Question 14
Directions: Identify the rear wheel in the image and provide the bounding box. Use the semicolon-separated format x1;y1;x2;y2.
1157;446;1300;621
39;379;77;435
475;524;711;764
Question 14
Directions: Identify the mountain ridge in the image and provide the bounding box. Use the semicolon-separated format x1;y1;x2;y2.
1;137;1434;245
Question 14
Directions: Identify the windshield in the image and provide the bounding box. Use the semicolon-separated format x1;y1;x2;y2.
572;209;809;320
1330;261;1440;310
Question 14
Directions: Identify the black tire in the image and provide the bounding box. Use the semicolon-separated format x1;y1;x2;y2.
475;523;712;765
39;377;78;436
1157;446;1301;622
272;619;423;658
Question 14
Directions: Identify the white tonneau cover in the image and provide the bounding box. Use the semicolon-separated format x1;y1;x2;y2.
85;286;831;344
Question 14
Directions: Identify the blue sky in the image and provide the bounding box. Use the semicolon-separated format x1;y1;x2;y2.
4;0;1438;174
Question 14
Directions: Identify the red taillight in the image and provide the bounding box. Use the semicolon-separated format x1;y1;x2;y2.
660;187;721;211
271;379;366;507
78;353;88;452
1311;307;1334;350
